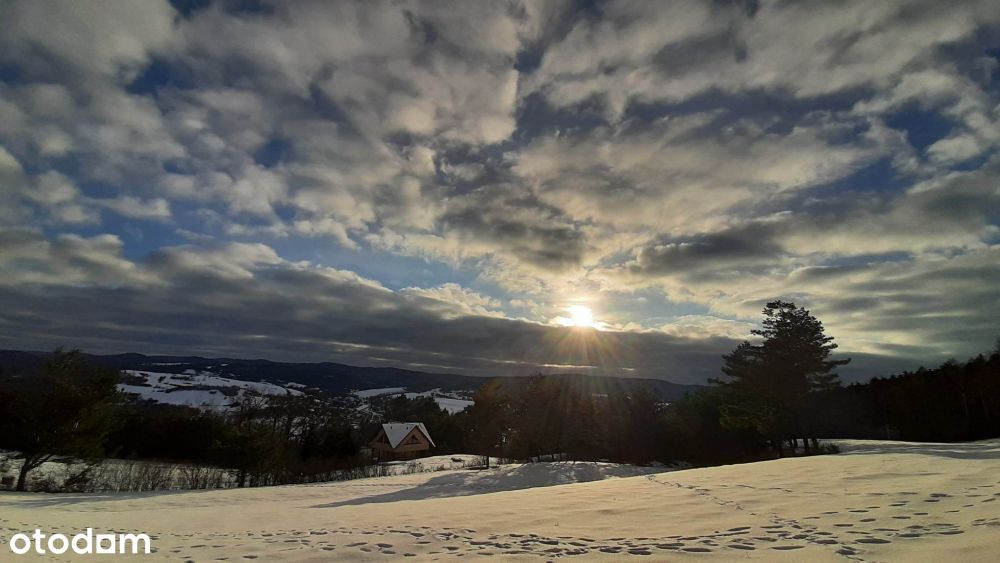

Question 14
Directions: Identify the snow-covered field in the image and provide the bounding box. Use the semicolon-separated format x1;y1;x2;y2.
403;390;473;414
117;370;302;409
2;440;998;560
353;387;474;414
425;397;474;414
354;387;407;398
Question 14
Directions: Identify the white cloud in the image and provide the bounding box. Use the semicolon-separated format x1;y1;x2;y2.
0;0;175;80
0;230;149;287
513;113;900;235
659;316;756;340
97;196;173;221
530;0;1000;120
401;283;506;319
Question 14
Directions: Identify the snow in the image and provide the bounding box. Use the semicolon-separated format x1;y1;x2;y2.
429;396;473;413
404;389;474;413
354;387;406;398
123;370;300;396
380;423;435;448
354;387;473;413
2;439;998;560
380;454;482;471
117;370;301;410
117;384;233;409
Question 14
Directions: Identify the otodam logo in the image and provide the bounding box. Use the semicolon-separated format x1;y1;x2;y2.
4;528;151;556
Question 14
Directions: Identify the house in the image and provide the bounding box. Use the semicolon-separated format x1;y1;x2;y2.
369;422;435;461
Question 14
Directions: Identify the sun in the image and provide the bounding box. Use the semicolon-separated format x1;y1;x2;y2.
568;305;594;327
554;304;604;329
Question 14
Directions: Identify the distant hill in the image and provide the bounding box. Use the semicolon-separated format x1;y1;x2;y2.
0;350;705;402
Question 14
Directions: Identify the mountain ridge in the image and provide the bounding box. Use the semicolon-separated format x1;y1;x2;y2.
0;349;705;401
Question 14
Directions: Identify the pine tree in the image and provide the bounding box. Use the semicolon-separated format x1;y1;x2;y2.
712;301;849;456
754;301;848;393
464;380;511;467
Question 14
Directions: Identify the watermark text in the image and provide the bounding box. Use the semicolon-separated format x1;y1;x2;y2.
4;528;151;555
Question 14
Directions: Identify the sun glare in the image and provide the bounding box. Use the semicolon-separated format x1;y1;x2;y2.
545;304;601;330
568;305;594;328
555;304;606;329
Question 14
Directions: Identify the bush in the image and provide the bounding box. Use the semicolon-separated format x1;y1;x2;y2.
814;442;840;455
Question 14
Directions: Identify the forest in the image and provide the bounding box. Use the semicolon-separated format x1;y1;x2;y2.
1;302;998;492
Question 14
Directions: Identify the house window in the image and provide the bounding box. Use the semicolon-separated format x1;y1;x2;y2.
408;435;419;444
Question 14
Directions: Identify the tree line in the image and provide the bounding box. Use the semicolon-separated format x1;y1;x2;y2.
807;351;1000;442
458;301;999;465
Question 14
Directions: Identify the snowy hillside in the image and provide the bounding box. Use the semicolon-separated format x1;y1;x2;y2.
2;439;998;560
353;387;474;414
117;369;303;410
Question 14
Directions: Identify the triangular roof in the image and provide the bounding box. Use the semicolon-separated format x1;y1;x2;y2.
381;422;435;448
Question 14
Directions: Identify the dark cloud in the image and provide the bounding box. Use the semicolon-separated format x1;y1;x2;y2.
440;186;588;272
630;223;784;279
651;29;748;74
0;233;735;384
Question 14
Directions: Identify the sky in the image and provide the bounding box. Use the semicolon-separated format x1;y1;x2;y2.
0;0;998;384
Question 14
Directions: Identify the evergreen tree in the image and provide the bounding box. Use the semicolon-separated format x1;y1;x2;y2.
462;380;511;467
712;301;848;456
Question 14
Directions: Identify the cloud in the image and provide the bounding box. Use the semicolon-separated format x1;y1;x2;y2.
659;315;756;341
0;230;149;287
96;196;172;221
529;0;1000;120
0;233;742;383
19;171;100;226
628;223;786;280
400;283;505;319
0;1;996;381
0;0;175;80
512;113;900;234
590;151;1000;360
438;184;588;272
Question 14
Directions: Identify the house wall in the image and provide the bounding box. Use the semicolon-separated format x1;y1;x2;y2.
369;427;433;461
